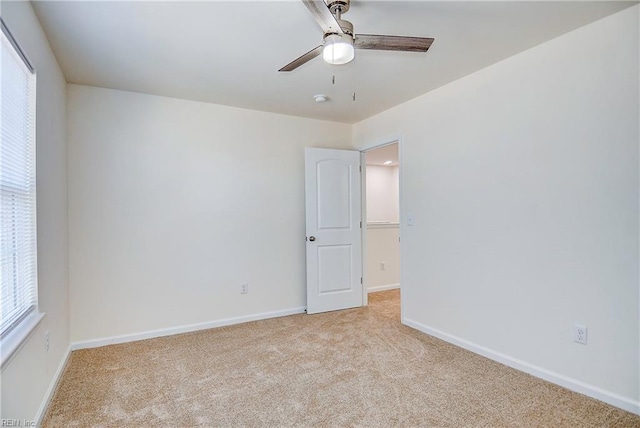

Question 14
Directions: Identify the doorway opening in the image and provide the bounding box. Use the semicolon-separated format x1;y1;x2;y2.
362;142;401;314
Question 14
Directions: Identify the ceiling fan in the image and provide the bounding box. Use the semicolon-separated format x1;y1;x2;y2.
279;0;434;72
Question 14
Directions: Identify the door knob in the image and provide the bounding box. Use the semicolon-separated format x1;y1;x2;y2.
309;236;316;241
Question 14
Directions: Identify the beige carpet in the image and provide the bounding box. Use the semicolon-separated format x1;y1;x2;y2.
43;290;639;427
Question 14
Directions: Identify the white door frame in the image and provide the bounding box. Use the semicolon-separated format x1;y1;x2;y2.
360;137;404;315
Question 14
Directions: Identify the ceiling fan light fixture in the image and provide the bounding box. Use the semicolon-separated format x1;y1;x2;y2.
322;33;354;65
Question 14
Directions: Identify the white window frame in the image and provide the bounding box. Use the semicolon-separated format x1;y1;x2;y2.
0;18;44;369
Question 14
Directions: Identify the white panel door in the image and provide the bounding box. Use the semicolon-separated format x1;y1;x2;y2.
305;147;362;314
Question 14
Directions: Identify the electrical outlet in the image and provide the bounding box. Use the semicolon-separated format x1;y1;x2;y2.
380;261;386;271
240;283;249;294
573;324;587;345
45;331;50;351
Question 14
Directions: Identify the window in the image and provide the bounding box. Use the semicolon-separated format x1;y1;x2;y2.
1;18;39;359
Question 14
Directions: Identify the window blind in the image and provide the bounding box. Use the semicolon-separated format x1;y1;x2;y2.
0;19;37;338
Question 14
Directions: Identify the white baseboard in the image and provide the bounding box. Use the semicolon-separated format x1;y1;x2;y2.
368;283;400;293
71;307;307;350
36;345;71;425
402;318;640;416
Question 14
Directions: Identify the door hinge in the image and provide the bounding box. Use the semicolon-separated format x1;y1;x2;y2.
360;221;362;228
360;277;363;284
359;165;362;173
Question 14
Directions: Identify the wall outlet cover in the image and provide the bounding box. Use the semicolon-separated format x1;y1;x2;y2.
573;324;587;345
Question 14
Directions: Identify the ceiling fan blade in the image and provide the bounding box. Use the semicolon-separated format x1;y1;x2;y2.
302;0;344;35
279;45;323;72
354;34;434;52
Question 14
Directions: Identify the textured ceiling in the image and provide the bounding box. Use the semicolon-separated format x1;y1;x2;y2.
32;1;634;123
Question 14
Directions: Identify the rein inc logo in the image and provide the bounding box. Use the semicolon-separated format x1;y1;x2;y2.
1;420;35;427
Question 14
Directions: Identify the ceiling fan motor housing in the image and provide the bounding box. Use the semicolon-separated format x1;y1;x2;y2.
324;0;353;38
324;19;353;40
326;0;350;16
337;19;353;37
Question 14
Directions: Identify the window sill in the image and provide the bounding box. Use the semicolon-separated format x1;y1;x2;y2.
1;311;45;370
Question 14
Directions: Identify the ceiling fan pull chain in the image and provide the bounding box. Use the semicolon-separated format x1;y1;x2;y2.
352;54;356;102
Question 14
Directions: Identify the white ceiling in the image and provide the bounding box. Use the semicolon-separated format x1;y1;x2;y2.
32;1;634;124
366;142;398;165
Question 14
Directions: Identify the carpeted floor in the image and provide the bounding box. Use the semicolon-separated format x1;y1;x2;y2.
43;289;639;427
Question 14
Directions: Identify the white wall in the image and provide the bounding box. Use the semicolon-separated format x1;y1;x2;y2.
67;85;352;344
365;165;400;291
0;1;70;422
366;165;399;223
354;5;639;412
365;225;400;292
